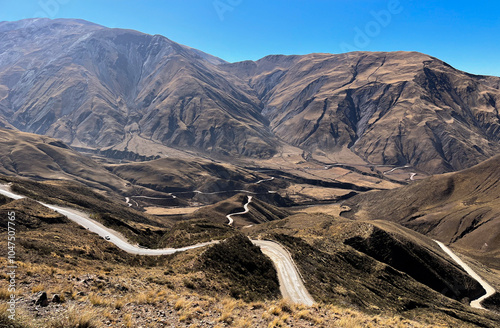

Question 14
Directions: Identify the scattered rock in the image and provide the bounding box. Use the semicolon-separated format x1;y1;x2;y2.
35;291;49;307
52;294;62;303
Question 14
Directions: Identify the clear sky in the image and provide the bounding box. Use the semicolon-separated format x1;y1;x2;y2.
1;0;499;76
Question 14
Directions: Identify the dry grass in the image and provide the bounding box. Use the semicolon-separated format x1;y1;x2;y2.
285;184;353;202
218;310;233;325
336;312;365;328
88;292;107;307
269;305;282;316
0;252;493;328
217;297;243;325
295;309;311;320
0;287;12;300
174;297;188;311
278;299;293;313
46;305;100;328
249;301;265;310
144;206;201;215
0;264;467;328
123;313;134;328
267;317;288;328
221;297;239;312
343;154;500;270
30;284;45;293
234;317;254;328
0;199;495;328
113;297;126;310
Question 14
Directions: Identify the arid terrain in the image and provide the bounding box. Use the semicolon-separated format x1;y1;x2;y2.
1;19;499;174
0;17;499;328
1;180;500;327
343;154;500;270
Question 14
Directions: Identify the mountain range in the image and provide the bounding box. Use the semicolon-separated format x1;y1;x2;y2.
1;18;499;174
1;17;500;328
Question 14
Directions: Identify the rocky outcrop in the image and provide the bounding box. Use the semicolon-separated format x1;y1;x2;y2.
34;292;49;307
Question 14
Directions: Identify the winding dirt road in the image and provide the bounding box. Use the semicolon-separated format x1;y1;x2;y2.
256;177;275;184
0;185;314;305
434;240;496;310
124;197;133;207
0;184;217;255
123;175;276;207
382;165;409;174
252;240;315;306
226;195;252;226
4;184;496;309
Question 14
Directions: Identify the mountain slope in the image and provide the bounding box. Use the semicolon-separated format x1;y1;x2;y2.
1;18;499;173
2;193;482;328
0;18;277;159
343;154;500;268
108;157;262;194
246;213;500;326
221;52;500;173
188;193;290;227
0;127;130;192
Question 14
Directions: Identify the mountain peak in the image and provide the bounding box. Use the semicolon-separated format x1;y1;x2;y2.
0;17;103;32
0;18;498;174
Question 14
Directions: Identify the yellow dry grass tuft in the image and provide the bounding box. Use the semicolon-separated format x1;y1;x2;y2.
0;287;12;300
336;313;366;328
267;317;288;328
114;297;126;310
89;292;113;307
174;297;188;311
46;305;100;328
295;309;311;320
218;311;233;325
31;284;45;293
269;305;282;316
123;313;134;328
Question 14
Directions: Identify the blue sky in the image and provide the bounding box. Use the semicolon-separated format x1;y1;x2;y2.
1;0;499;76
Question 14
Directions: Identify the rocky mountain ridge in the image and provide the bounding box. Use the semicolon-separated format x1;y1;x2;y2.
1;18;499;173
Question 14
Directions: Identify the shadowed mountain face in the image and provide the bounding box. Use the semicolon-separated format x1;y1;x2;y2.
343;154;500;268
246;214;500;325
1;18;499;173
221;52;500;173
0;18;277;158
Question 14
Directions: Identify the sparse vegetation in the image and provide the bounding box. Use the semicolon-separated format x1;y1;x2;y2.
247;214;500;327
1;165;499;327
1;175;168;248
343;154;500;272
0;252;487;328
47;305;99;328
199;234;280;302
